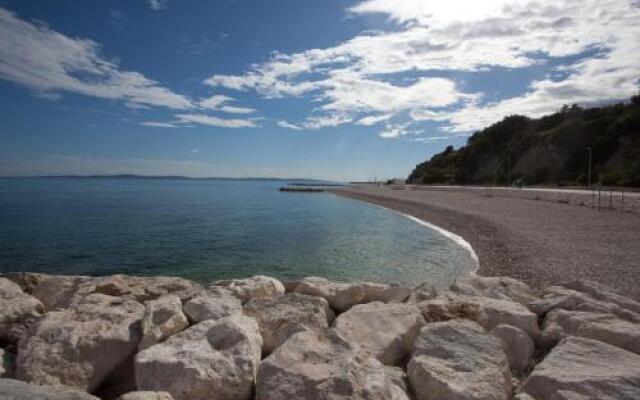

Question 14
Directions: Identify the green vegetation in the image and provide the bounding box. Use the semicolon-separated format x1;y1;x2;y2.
408;94;640;187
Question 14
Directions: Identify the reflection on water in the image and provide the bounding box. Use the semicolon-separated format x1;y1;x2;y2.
0;178;475;287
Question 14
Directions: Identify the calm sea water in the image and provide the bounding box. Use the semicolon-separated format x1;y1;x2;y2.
0;178;475;287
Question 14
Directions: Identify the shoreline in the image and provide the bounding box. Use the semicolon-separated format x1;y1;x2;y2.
369;202;480;275
331;185;640;301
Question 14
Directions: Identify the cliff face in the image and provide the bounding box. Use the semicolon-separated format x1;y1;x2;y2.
408;94;640;186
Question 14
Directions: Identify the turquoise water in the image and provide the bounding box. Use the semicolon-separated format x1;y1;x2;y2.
0;178;474;287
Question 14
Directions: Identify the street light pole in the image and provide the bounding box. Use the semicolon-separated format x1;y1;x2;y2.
507;156;511;187
587;146;592;188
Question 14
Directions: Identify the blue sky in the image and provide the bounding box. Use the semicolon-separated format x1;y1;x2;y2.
0;0;638;181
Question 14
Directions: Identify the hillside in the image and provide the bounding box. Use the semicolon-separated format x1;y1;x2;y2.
408;94;640;187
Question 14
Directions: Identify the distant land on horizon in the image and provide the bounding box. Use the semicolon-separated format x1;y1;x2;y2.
408;94;640;187
2;174;343;183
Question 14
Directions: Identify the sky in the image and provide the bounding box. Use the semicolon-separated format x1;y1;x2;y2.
0;0;638;181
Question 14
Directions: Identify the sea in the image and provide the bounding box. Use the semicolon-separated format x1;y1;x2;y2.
0;177;476;287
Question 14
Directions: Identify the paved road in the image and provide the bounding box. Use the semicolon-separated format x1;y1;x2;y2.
419;185;640;197
334;185;640;300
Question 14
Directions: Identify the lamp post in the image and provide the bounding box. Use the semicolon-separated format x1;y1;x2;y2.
507;156;511;187
587;146;592;188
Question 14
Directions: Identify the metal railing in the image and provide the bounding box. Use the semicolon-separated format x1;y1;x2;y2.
591;186;625;213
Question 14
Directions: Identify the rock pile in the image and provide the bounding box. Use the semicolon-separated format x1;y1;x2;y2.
1;272;640;399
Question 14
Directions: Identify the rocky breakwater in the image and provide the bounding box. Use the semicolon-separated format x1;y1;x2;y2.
1;272;640;399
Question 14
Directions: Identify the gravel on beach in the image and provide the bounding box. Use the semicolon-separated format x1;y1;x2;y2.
333;185;640;300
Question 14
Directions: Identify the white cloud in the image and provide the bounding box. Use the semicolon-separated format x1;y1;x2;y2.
199;94;256;114
148;0;169;11
319;75;468;114
219;105;256;114
277;121;303;130
410;109;451;122
277;112;353;130
204;0;640;133
378;122;425;139
356;114;392;126
379;125;409;138
0;8;192;109
200;95;232;109
140;121;178;128
348;0;517;26
175;114;258;128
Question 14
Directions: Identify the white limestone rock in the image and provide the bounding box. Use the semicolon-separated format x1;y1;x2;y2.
451;275;539;307
513;394;535;400
540;309;640;354
404;282;438;304
211;275;285;303
333;302;425;365
0;378;100;400
86;274;202;304
522;336;640;400
408;320;511;400
563;280;640;315
0;277;44;345
360;282;412;303
385;366;414;400
244;293;334;354
182;291;242;323
135;315;262;400
417;292;540;339
531;285;640;323
256;329;400;400
5;273;93;311
285;277;366;312
138;295;189;351
16;293;144;392
117;391;175;400
490;324;535;374
3;273;201;310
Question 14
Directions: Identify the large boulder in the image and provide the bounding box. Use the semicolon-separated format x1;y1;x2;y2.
244;293;335;354
417;292;540;339
4;273;93;311
0;348;14;378
563;280;640;315
530;286;640;323
385;366;414;400
285;277;366;312
359;282;412;303
522;336;640;400
4;273;201;310
451;275;539;307
135;315;262;400
211;276;284;304
404;282;438;304
407;320;511;400
333;302;425;365
490;324;535;374
540;309;640;354
16;293;144;392
0;277;44;345
0;378;100;400
117;391;175;400
88;275;201;304
256;329;401;400
182;291;242;323
138;295;189;350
